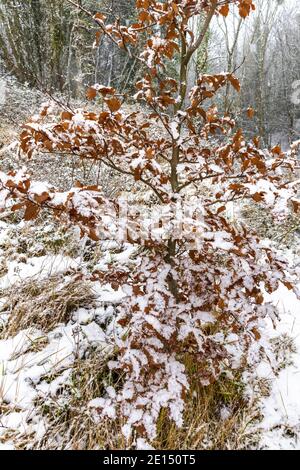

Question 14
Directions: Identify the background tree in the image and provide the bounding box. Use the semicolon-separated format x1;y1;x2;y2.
0;0;138;97
210;0;300;147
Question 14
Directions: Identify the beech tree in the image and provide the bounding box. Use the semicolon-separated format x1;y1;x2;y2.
1;0;300;443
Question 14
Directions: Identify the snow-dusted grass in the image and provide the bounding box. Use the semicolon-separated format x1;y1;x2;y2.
0;201;300;449
38;365;258;451
0;214;260;450
3;274;95;335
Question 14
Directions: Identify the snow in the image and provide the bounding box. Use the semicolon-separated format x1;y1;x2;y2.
91;282;126;303
255;282;300;449
81;322;110;350
89;397;116;419
1;213;300;449
0;324;86;408
0;443;15;450
136;438;155;450
169;121;180;141
0;320;111;445
0;255;78;289
0;220;135;447
0;329;44;363
72;308;95;325
204;230;234;251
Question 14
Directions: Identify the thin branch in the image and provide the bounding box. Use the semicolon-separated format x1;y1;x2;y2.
184;0;218;66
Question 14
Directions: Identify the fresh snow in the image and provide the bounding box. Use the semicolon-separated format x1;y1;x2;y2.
0;238;128;448
0;255;79;289
0;227;300;449
91;282;126;304
255;282;300;449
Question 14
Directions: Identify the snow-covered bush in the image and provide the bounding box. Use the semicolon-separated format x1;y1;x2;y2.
1;0;300;443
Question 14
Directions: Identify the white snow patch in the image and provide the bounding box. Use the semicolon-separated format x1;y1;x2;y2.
0;255;78;289
92;282;127;304
257;282;300;449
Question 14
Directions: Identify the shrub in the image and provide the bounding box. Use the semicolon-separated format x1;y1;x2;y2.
0;0;300;444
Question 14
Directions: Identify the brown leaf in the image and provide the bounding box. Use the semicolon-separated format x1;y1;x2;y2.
247;107;255;119
24;202;40;221
292;200;300;213
89;228;99;241
252;192;264;202
136;0;150;7
133;285;143;296
252;327;261;340
134;167;142;181
94;12;106;22
61;111;73;121
86;87;97;100
34;192;50;204
11;202;25;212
106;97;121;113
95;31;102;46
239;5;248;18
228;74;241;92
139;10;150;22
283;281;293;290
219;5;229;17
272;145;282;155
253;136;260;147
217;205;226;214
98;86;116;96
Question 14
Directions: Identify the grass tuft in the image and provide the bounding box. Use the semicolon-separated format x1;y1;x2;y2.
2;275;95;336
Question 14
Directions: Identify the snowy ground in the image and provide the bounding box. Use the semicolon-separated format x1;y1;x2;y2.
0;213;300;449
256;282;300;449
0;261;112;448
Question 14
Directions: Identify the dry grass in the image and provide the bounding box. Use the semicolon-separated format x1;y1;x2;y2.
0;230;263;449
0;268;263;450
29;351;260;450
3;274;96;337
271;333;297;372
152;354;260;450
33;353;128;450
153;379;259;450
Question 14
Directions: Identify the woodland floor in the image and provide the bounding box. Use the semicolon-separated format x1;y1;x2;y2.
0;76;300;450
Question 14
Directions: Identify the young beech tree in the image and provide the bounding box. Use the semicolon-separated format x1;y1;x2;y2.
1;0;300;442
